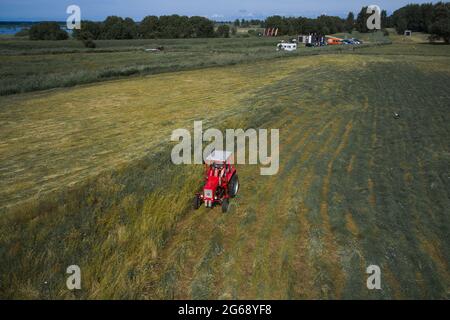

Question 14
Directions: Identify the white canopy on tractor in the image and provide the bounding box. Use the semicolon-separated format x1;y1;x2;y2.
205;150;232;164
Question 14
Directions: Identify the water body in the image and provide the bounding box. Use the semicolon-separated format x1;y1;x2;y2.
0;26;25;35
0;22;70;35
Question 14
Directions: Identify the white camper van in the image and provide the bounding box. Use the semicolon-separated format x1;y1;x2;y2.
277;42;297;51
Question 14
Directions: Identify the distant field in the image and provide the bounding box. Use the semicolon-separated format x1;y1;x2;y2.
355;42;450;57
0;41;449;299
0;35;388;96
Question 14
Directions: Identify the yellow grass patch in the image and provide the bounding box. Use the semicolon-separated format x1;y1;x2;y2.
419;237;450;282
368;178;376;207
345;212;359;237
347;154;356;174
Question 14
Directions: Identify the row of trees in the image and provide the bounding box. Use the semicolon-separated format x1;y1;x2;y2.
262;2;448;43
27;15;218;41
27;2;450;43
29;22;69;40
265;15;346;36
233;19;264;28
352;7;390;33
391;2;450;43
263;7;390;36
73;15;216;40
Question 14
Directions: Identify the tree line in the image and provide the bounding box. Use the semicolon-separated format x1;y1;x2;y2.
72;15;216;40
391;2;450;43
26;15;217;41
263;2;449;42
27;2;450;43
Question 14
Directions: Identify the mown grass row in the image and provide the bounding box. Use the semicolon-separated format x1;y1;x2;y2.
145;55;449;299
0;69;291;298
0;58;298;210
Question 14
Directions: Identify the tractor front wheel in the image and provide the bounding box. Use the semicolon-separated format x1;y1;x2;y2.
193;195;201;210
222;198;229;213
228;174;239;198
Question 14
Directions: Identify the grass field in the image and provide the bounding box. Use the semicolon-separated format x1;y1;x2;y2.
0;35;449;299
0;33;389;96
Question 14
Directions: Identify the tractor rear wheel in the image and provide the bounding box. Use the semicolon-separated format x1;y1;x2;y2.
228;174;239;198
193;195;201;210
222;198;229;213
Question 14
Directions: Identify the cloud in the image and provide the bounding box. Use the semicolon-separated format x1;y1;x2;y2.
211;13;224;19
237;9;255;17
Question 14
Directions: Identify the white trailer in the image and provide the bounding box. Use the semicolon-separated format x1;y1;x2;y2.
276;42;297;51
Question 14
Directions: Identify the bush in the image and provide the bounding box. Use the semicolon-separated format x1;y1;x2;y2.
429;3;450;44
14;28;29;37
29;22;68;40
430;20;450;43
216;25;230;38
75;30;97;48
73;21;102;40
82;39;96;48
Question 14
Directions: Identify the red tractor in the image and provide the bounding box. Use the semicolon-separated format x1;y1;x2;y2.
193;150;239;213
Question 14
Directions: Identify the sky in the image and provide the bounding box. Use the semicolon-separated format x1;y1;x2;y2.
0;0;441;21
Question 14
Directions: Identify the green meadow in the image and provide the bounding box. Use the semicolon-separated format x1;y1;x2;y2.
0;32;388;96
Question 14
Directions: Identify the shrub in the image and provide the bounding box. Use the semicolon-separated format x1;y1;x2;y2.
14;28;29;37
76;30;97;48
72;21;102;40
430;18;450;44
83;39;96;48
216;25;230;38
29;22;68;40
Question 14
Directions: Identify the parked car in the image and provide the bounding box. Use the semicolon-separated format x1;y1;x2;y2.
277;42;297;51
326;37;343;45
